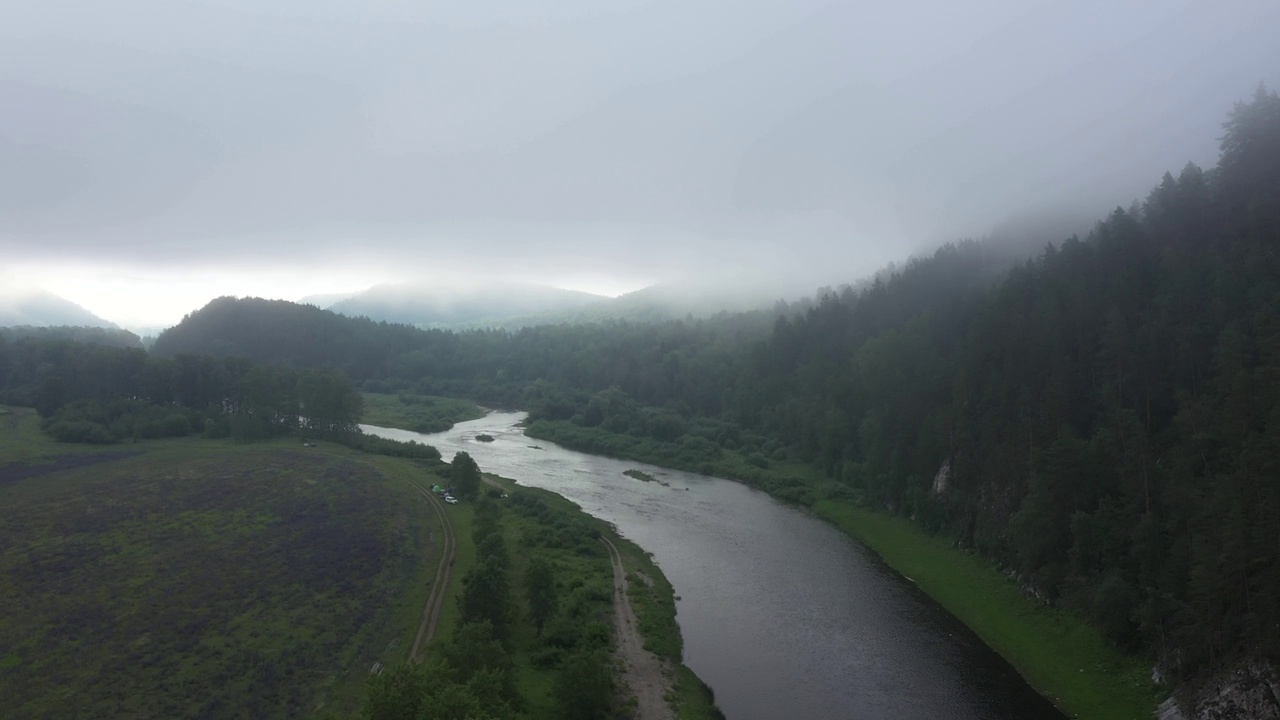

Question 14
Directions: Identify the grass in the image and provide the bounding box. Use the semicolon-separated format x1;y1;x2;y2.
0;405;128;464
360;393;484;433
321;455;447;704
611;534;723;719
418;471;723;720
0;408;445;720
426;498;476;647
813;499;1159;720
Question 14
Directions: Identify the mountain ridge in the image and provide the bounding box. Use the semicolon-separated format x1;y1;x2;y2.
0;288;119;329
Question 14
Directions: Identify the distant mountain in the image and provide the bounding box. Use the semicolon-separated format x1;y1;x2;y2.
0;288;118;328
327;282;605;328
493;278;805;328
151;296;436;377
588;281;784;321
298;291;359;308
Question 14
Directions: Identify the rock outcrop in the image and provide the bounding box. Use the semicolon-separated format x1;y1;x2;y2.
1163;661;1280;720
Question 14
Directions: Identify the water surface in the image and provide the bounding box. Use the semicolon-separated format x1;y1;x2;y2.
366;413;1065;720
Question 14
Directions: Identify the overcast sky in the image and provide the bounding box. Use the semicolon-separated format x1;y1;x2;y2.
2;0;1278;328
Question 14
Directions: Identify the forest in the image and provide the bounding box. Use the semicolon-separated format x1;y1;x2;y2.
3;88;1278;693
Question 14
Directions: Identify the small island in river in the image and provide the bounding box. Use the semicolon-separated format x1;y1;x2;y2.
624;469;670;486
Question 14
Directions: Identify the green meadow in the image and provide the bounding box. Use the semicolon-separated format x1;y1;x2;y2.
0;408;442;719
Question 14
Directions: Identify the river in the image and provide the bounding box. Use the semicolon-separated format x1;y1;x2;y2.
365;412;1066;720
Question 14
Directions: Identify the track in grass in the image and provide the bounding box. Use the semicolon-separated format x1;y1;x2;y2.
601;535;675;720
408;478;456;661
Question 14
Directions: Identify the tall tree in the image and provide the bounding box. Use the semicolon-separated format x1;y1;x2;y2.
297;367;362;439
524;557;558;635
451;451;482;500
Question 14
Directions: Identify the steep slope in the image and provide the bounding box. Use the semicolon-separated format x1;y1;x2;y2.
510;89;1280;711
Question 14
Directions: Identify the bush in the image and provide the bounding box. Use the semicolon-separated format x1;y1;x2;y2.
341;433;442;460
45;420;116;444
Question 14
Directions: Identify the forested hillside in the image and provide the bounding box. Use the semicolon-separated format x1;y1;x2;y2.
152;294;788;410
138;88;1280;688
725;88;1280;681
0;325;143;349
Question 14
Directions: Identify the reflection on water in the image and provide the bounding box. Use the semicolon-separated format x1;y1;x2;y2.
364;413;1065;720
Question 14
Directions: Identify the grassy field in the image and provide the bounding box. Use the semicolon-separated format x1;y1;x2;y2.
360;393;484;434
813;500;1159;720
1;401;719;718
0;407;445;720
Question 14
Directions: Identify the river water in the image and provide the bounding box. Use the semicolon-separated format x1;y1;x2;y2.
365;412;1065;720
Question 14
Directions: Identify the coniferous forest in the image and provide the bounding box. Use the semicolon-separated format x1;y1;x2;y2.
3;88;1279;693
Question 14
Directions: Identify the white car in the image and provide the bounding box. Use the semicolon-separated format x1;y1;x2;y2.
444;496;458;505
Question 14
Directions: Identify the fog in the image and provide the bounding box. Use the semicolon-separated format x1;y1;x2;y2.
2;0;1278;325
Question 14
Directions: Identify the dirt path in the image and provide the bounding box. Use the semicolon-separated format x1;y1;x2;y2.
600;536;676;720
408;479;456;660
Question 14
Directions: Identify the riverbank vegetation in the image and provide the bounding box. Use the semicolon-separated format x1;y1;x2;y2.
361;392;484;434
364;466;722;720
0;404;719;719
815;500;1155;719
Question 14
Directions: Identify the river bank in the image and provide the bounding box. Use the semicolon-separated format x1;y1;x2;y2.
485;474;724;720
520;418;1159;719
372;413;1076;719
814;501;1157;719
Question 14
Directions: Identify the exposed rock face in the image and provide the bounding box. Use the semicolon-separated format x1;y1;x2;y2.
1181;661;1280;720
931;460;951;495
1158;697;1190;720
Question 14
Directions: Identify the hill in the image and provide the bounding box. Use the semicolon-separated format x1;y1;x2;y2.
327;281;604;328
151;296;440;380
491;279;795;328
75;83;1280;720
0;288;117;328
523;87;1280;713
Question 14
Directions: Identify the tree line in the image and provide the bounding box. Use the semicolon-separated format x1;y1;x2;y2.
40;87;1280;686
0;335;370;447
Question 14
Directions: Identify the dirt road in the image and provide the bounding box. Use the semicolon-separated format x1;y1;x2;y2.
600;536;675;720
408;479;456;660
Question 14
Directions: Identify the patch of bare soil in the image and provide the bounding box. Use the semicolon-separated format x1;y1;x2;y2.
601;536;675;720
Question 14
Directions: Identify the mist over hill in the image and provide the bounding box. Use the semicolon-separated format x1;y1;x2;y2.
0;288;118;329
136;89;1280;716
325;281;605;328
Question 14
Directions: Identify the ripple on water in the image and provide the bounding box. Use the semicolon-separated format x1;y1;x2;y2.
365;414;1066;720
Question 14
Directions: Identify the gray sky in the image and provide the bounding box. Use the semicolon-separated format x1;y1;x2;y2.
2;0;1278;327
